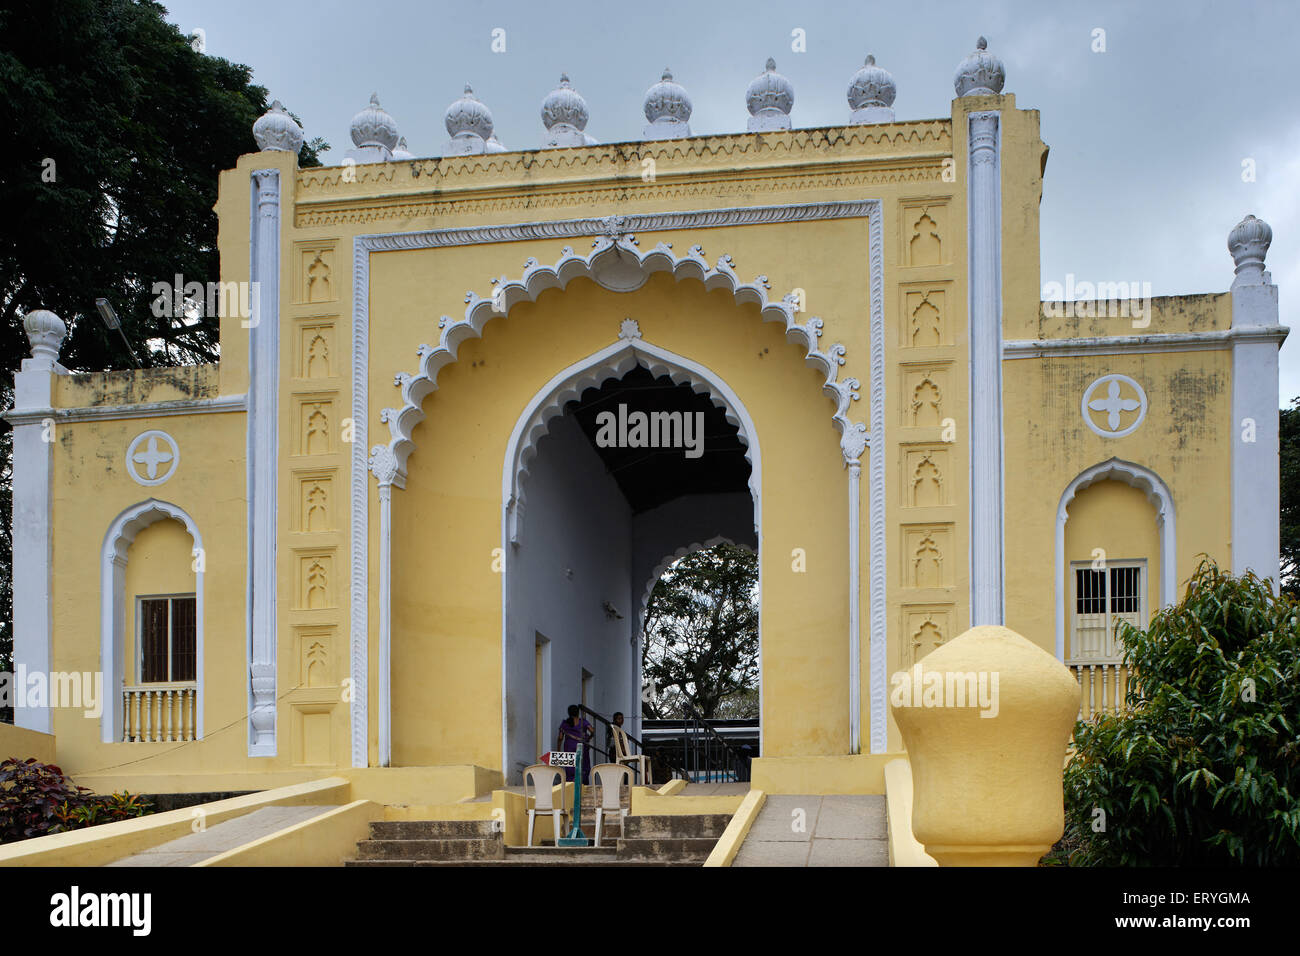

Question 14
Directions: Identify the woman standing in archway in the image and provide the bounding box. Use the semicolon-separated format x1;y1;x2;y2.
556;704;593;784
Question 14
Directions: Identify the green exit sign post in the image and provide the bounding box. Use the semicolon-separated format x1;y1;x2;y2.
554;744;589;847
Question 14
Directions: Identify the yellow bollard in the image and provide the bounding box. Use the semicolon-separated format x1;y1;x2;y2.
891;625;1079;866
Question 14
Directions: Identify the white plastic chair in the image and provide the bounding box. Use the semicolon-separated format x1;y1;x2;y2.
524;764;568;847
591;763;632;847
612;725;652;786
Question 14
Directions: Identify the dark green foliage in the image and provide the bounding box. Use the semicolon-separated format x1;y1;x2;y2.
641;543;759;720
1281;398;1300;597
1061;559;1300;865
0;757;154;843
0;0;326;703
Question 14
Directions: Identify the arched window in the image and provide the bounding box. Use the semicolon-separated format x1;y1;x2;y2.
101;500;204;743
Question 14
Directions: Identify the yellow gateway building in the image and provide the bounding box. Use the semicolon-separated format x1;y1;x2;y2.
1;38;1286;865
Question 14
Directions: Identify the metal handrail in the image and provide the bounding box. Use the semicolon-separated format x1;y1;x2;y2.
681;702;751;783
577;705;691;782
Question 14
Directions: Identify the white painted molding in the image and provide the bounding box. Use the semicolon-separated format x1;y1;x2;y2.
1231;273;1283;587
10;371;57;733
3;394;246;427
967;109;1006;628
100;499;205;743
125;429;180;486
247;168;280;757
351;199;882;769
867;201;886;754
1054;457;1176;661
1004;326;1289;359
1081;374;1148;439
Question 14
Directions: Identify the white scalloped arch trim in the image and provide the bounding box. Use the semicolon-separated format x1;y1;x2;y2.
508;339;757;539
502;336;763;545
638;535;755;622
370;235;864;486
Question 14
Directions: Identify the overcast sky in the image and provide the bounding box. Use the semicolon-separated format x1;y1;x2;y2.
161;0;1299;401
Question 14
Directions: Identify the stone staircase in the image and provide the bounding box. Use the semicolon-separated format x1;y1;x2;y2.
345;811;732;867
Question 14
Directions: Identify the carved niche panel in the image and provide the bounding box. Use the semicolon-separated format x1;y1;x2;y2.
900;364;950;428
902;525;953;590
902;605;953;667
297;551;335;609
295;625;334;687
295;395;336;456
901;201;948;267
295;243;338;304
901;445;950;508
296;471;334;532
899;285;951;348
297;321;336;379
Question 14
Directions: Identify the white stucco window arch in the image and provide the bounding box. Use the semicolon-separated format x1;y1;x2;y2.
1054;457;1176;660
100;499;205;743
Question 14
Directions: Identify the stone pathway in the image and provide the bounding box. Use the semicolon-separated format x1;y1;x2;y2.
732;794;888;866
105;805;339;867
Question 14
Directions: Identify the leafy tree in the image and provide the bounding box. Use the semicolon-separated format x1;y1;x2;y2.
641;543;759;720
1060;559;1300;866
1280;398;1300;597
0;0;324;712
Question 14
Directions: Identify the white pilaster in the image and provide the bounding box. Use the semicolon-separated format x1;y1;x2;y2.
967;110;1006;625
1228;215;1282;588
247;168;280;756
846;454;863;754
377;481;393;767
10;310;66;733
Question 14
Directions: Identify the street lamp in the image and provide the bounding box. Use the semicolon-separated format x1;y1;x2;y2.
94;298;142;368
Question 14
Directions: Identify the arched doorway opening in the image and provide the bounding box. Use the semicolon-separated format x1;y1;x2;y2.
502;341;758;783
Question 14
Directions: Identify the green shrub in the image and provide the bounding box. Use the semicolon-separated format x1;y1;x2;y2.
1062;559;1300;865
0;758;154;844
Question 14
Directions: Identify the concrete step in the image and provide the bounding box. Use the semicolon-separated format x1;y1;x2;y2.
624;814;733;839
353;837;505;861
369;819;497;840
616;837;717;860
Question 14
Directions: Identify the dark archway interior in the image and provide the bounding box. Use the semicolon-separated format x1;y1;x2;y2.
563;365;752;513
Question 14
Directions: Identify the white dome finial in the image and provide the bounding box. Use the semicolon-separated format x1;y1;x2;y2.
22;309;67;369
848;54;897;124
1228;214;1273;285
542;74;594;147
350;93;399;151
955;35;1005;97
643;67;692;140
747;58;793;131
444;84;495;154
253;100;304;155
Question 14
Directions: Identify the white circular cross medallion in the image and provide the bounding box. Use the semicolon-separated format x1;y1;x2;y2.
1081;374;1147;439
126;430;180;486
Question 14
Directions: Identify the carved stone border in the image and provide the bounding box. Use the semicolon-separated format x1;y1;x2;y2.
351;200;884;768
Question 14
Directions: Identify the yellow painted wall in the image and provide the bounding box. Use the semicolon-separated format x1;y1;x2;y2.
1003;345;1232;655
